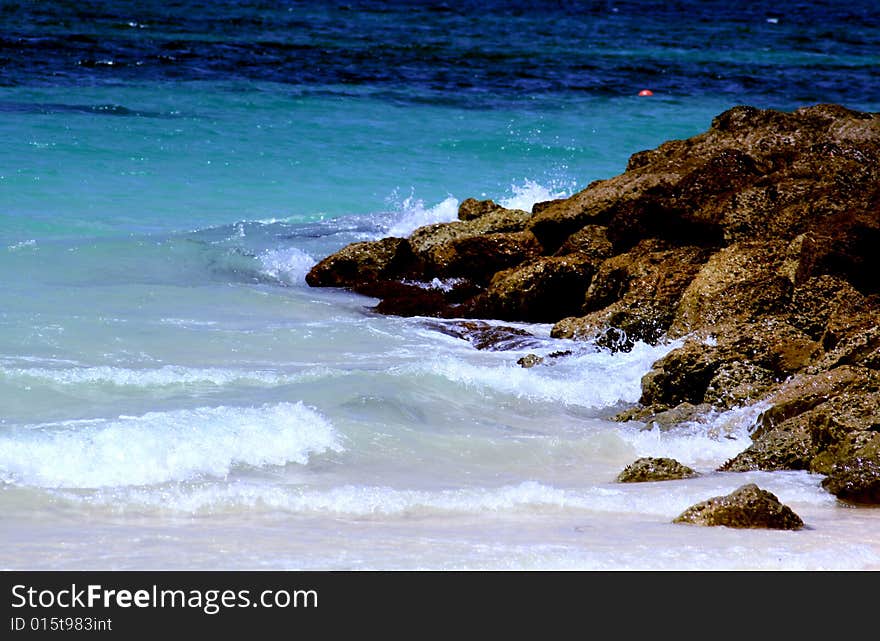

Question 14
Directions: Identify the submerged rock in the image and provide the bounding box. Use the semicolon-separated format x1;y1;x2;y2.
674;483;804;530
616;457;699;482
517;353;544;368
422;319;541;351
615;402;714;431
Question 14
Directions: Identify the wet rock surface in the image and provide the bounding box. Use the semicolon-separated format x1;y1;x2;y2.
307;104;880;497
616;457;699;482
821;456;880;505
673;483;805;530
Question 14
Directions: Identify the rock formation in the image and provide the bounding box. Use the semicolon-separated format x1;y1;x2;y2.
307;104;880;500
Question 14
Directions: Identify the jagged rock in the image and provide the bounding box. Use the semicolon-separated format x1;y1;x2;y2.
749;367;878;438
550;241;709;344
458;197;505;221
815;307;880;371
616;457;699;482
531;198;567;215
721;367;880;473
593;326;637;354
811;431;880;478
670;241;791;335
554;225;614;260
530;104;880;260
673;483;804;530
363;280;480;318
703;361;776;407
638;319;818;411
821;455;880;505
472;252;598;322
785;275;861;339
306;237;415;288
305;104;880;495
408;208;532;254
638;338;722;407
422;230;543;284
718;421;816;472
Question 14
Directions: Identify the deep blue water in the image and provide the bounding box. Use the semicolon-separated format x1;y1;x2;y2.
2;0;879;108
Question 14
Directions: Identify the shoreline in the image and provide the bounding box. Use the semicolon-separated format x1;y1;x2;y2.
306;103;880;515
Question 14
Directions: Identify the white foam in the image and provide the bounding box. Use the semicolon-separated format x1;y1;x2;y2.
386;195;459;237
7;239;36;251
409;340;679;409
0;364;320;388
402;277;467;293
70;480;599;516
0;402;342;488
383;180;571;239
258;246;316;285
497;178;571;212
618;402;770;469
61;471;835;518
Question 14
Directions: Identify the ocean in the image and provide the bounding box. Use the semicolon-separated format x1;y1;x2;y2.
2;0;880;570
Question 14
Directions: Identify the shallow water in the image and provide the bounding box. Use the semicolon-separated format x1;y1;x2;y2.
2;1;880;570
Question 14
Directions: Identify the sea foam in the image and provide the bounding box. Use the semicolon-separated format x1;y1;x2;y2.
257;246;316;285
407;339;680;409
0;402;342;488
617;401;771;469
61;470;835;519
497;178;570;212
1;364;300;388
384;179;572;238
386;195;459;238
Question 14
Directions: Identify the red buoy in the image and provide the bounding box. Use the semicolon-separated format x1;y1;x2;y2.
638;89;654;97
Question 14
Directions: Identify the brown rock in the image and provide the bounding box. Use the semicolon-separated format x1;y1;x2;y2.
670;241;791;336
821;455;880;505
673;483;804;530
638;338;722;407
472;252;598;322
615;402;715;431
786;275;868;340
408;207;532;254
637;318;819;412
554;225;614;260
720;367;880;473
750;366;879;439
457;198;506;221
306;237;415;288
423;230;543;284
305;105;880;466
531;198;567;215
528;103;880;258
718;420;816;472
363;280;479;318
617;457;699;482
550;241;709;344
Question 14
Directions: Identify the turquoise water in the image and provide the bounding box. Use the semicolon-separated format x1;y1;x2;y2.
2;2;880;569
2;83;732;241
